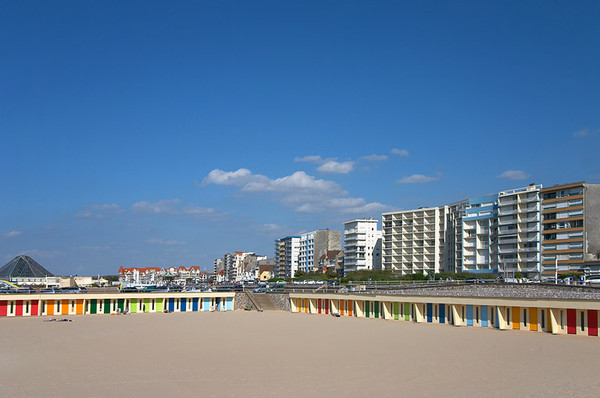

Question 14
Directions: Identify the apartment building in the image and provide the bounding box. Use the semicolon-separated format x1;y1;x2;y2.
461;194;498;273
343;219;382;275
299;229;341;273
444;200;469;273
496;184;542;279
541;182;600;274
382;206;448;276
274;236;301;279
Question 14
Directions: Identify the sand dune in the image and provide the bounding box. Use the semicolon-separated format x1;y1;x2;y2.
1;311;599;397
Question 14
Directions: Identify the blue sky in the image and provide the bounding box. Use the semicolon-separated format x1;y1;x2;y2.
1;1;599;275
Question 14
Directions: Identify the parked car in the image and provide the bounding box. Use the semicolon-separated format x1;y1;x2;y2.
119;287;140;293
40;288;58;294
59;287;83;294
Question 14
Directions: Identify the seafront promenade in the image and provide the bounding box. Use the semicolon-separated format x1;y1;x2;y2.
288;283;600;336
3;283;600;337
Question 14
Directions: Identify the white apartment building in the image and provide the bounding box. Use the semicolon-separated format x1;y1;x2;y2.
274;236;301;279
462;194;499;273
343;219;382;275
497;184;542;279
382;206;448;276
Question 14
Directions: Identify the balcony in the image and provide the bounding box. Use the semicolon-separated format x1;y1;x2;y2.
497;226;518;235
498;198;518;206
518;215;539;223
498;217;517;226
498;208;517;216
518;225;539;233
518;194;539;204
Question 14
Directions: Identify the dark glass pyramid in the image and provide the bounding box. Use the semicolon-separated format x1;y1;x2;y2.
0;255;54;278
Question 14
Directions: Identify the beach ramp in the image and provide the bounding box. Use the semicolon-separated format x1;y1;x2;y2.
248;292;279;311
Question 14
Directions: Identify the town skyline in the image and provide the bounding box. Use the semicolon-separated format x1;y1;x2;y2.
2;1;599;275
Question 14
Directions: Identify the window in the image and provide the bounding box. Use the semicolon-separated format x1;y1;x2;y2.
570;188;583;196
523;309;528;327
581;312;585;331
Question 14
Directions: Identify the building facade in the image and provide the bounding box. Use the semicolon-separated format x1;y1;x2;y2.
382;206;448;276
461;194;498;273
496;184;542;279
298;229;341;274
274;236;300;279
343;219;382;275
541;182;600;275
443;200;469;273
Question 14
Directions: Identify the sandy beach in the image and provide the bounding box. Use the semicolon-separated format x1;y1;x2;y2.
1;310;599;397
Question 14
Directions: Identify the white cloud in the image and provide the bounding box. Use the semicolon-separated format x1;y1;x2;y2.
235;170;346;199
391;148;409;157
396;173;441;184
203;168;391;216
316;161;355;174
361;154;388;161
294;155;328;163
76;203;123;219
132;199;181;214
294;155;355;174
573;128;596;138
2;231;21;238
147;238;187;246
296;197;393;214
497;170;530;180
132;199;214;216
201;168;262;187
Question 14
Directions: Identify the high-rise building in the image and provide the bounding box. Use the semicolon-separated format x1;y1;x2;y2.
343;219;382;275
496;184;542;279
299;229;341;273
541;182;600;275
274;236;300;279
444;200;469;273
382;206;448;276
461;194;499;273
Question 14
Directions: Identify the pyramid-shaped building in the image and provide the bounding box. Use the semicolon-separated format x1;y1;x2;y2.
0;255;54;283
